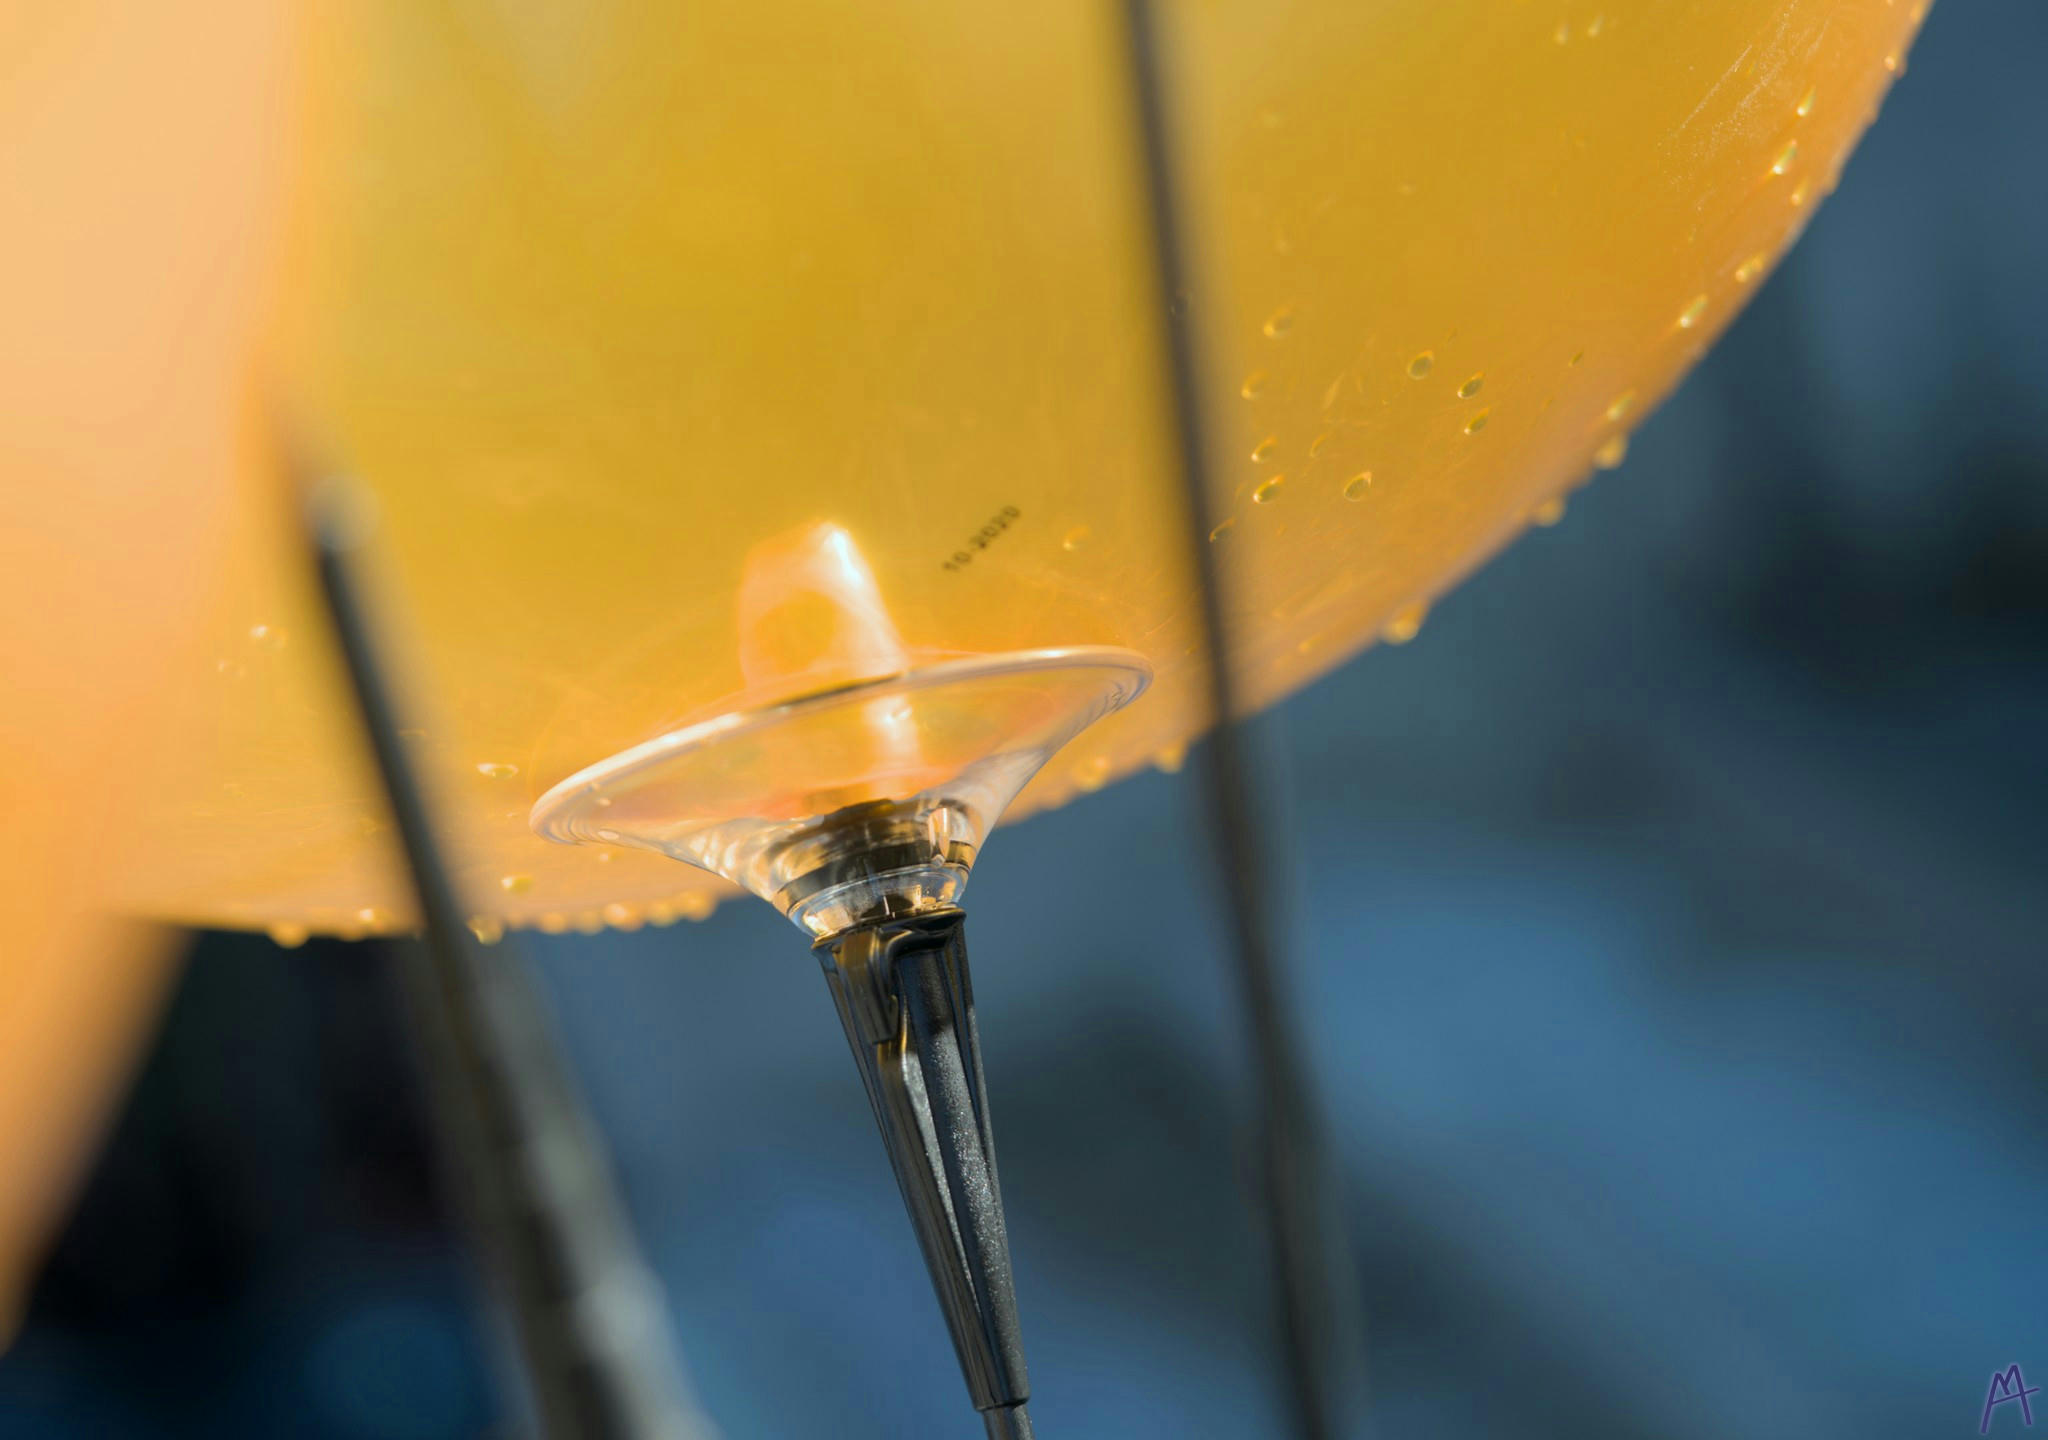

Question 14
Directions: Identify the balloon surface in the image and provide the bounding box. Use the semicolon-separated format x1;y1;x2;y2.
106;0;1926;937
0;0;293;1326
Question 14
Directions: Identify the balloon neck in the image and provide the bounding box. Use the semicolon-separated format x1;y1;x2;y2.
774;797;975;940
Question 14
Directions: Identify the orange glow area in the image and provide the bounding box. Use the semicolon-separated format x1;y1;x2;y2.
10;0;1926;949
0;0;296;1335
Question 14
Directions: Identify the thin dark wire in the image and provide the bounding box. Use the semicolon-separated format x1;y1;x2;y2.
1116;4;1361;1438
300;464;719;1440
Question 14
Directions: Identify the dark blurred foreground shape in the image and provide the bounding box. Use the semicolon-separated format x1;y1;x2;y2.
4;1;2046;1436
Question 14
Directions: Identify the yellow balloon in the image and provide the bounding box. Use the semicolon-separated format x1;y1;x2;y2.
114;0;1925;936
0;0;293;1328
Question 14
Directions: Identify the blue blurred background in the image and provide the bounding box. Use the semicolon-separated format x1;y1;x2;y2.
6;3;2046;1436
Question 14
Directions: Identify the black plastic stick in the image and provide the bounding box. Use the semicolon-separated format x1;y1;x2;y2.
302;463;719;1440
1115;5;1365;1437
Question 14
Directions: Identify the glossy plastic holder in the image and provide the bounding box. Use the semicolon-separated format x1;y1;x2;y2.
531;648;1151;938
532;647;1150;1437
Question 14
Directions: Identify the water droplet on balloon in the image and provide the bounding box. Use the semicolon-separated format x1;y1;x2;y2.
1735;254;1766;283
1568;349;1585;367
500;873;534;895
1593;434;1630;469
1585;13;1605;37
1883;51;1900;73
477;762;518;780
1677;294;1708;329
1464;409;1491;435
1253;475;1286;504
1606;390;1638;422
1795;86;1816;117
677;893;717;922
595;828;621;843
1250;435;1279;463
248;624;288;651
573;911;605;935
1262;307;1296;338
603;903;643;932
1532;496;1567;526
1790;178;1813;206
1075;755;1112;791
1381;602;1429;645
1153;743;1187;774
537;912;571;935
268;922;309;950
1240;371;1269;399
645;900;678;927
1553;20;1570;43
1407;351;1434;379
1062;525;1091;552
469;916;505;945
1343;473;1372;501
1458;373;1485;399
1308;430;1334;458
1209;517;1236;542
1772;140;1799;176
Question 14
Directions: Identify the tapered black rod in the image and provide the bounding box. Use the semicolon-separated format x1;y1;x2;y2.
1115;4;1363;1438
300;464;720;1440
819;909;1035;1440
